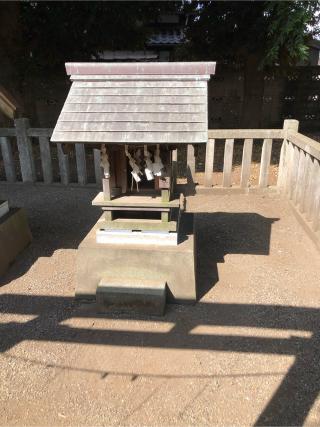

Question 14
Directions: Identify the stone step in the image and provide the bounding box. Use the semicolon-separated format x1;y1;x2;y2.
96;278;166;315
98;218;177;232
96;229;178;246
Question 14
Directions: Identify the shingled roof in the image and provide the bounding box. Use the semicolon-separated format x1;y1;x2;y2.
51;62;216;145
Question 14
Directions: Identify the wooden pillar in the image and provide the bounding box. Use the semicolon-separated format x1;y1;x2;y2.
93;148;102;185
39;136;53;184
75;143;87;185
161;189;170;203
15;118;36;182
171;148;177;194
187;144;196;183
57;143;70;185
115;146;127;194
278;119;299;191
0;136;16;182
103;178;111;200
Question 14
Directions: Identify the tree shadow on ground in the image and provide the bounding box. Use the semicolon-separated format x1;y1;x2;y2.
0;294;318;426
0;185;318;425
179;211;278;300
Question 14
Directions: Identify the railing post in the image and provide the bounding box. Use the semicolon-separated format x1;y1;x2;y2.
277;119;299;192
39;136;53;184
222;139;234;187
75;143;87;185
15;118;36;182
0;136;16;182
187;144;196;183
259;139;273;188
57;143;70;185
240;138;253;188
204;138;215;187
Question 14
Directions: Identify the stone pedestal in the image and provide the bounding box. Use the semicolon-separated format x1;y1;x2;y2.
75;215;196;304
0;207;32;276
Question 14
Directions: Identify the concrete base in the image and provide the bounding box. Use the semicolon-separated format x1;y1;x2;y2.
76;215;196;304
0;207;32;276
96;229;178;246
96;278;166;315
0;201;9;219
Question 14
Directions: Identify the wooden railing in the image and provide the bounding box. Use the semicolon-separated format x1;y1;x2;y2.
0;118;102;185
0;118;286;189
1;117;319;244
198;128;283;188
277;120;320;235
0;118;318;198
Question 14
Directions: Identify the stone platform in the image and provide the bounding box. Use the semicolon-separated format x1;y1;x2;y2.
76;214;196;304
0;207;32;276
96;278;166;315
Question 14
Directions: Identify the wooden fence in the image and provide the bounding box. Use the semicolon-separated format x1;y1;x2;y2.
0;117;285;189
277;120;320;236
0;118;102;185
0;117;319;244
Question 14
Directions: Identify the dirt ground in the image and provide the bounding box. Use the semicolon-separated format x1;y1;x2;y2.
0;183;319;426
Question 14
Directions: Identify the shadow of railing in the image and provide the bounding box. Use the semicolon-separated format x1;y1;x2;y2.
0;294;318;426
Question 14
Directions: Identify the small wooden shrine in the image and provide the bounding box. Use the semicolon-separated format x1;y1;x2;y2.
51;62;216;314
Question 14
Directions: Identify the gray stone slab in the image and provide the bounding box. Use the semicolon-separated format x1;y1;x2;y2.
0;200;9;219
0;207;32;276
96;279;166;315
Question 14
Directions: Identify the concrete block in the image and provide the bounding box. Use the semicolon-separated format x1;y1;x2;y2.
76;214;196;303
0;207;32;276
96;279;166;315
96;229;178;246
0;201;9;219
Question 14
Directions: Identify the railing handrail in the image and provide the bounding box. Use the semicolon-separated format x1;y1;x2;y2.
208;129;284;139
0;128;16;137
1;127;286;140
28;128;53;138
286;130;320;162
0;127;53;138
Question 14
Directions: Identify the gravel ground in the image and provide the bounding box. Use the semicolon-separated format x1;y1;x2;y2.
0;183;319;426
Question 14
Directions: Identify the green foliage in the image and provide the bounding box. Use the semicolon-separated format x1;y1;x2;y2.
262;2;318;67
182;1;320;68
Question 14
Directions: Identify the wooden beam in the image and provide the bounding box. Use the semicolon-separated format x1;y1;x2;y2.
0;128;16;137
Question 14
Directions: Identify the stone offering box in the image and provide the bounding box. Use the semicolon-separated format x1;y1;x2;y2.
51;62;216;314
